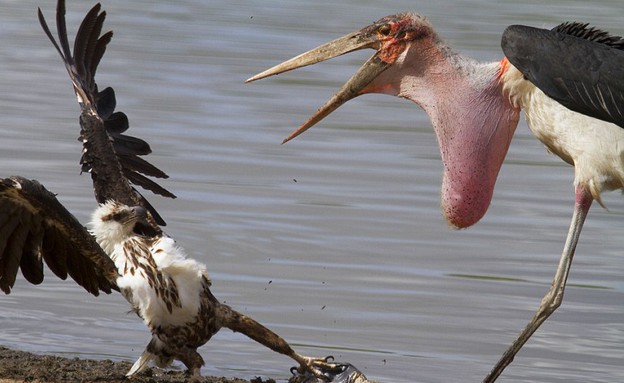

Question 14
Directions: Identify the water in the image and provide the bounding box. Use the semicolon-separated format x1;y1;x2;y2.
1;1;624;382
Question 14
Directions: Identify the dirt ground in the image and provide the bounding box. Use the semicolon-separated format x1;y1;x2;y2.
0;346;275;383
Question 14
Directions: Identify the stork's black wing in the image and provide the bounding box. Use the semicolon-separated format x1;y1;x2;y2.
38;0;175;226
502;22;624;129
0;176;118;296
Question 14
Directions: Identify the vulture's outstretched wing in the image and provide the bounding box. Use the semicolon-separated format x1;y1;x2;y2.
0;176;118;295
502;22;624;129
38;0;175;226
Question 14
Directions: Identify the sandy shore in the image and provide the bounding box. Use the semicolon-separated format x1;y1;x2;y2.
0;346;275;383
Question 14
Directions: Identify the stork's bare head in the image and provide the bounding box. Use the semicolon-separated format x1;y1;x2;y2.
247;13;522;230
246;13;433;143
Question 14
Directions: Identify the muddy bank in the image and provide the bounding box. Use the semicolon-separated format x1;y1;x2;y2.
0;346;275;383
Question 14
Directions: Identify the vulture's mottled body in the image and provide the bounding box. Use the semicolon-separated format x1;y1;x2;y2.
1;1;329;380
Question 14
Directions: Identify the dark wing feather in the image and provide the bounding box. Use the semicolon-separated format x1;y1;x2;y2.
554;22;624;49
19;224;45;285
0;177;118;296
38;0;175;227
120;155;169;179
123;170;176;199
502;23;624;128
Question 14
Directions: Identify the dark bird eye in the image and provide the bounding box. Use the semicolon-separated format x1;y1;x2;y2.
378;24;391;36
112;212;123;221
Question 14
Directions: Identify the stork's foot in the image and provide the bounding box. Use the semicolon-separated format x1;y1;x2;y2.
289;356;370;383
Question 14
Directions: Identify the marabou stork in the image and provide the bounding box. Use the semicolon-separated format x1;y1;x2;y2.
0;1;332;380
491;22;624;382
247;13;624;382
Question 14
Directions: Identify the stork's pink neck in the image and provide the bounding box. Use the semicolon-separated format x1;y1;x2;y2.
374;45;520;228
434;65;519;228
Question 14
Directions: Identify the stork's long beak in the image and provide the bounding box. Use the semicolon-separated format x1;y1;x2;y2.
246;29;390;143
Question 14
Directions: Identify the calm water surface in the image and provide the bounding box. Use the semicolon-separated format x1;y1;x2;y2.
1;1;624;382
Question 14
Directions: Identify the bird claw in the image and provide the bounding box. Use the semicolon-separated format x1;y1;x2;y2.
289;356;369;383
291;355;334;381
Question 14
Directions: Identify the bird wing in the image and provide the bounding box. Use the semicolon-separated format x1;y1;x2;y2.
0;176;119;296
38;0;175;227
502;22;624;129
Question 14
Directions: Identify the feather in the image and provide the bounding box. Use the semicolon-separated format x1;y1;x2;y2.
39;0;175;228
0;177;118;295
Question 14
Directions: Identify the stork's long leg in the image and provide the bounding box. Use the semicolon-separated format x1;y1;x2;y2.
483;186;593;383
